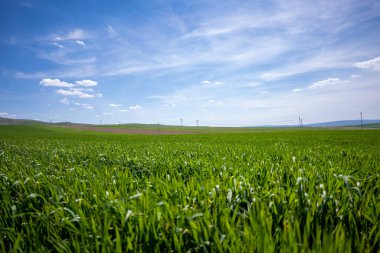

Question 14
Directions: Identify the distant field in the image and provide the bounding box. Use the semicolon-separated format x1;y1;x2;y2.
357;123;380;128
0;125;379;252
67;123;296;135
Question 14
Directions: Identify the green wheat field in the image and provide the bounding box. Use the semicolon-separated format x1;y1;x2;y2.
0;125;379;252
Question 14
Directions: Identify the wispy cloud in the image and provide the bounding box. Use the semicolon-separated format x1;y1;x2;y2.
354;56;380;70
106;25;118;37
109;103;122;107
292;88;302;93
163;103;176;107
56;88;95;98
258;50;359;81
0;112;9;117
54;28;88;41
82;104;94;110
208;99;223;105
53;42;65;49
76;40;86;46
129;105;141;110
309;78;348;89
59;97;70;105
201;80;223;87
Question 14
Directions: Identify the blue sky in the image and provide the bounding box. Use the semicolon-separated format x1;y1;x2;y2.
1;0;380;126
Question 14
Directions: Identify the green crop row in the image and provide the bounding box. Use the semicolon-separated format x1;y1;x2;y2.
0;125;379;252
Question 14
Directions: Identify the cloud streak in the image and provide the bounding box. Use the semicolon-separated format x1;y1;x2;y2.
354;56;380;70
308;78;348;89
56;88;95;98
54;28;88;41
129;105;141;110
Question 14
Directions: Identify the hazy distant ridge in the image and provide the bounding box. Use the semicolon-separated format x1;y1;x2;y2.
306;120;380;127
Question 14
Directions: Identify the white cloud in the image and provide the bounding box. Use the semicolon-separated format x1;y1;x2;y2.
55;28;87;41
208;99;223;105
129;105;142;110
53;42;65;49
0;112;9;117
103;112;114;115
75;79;97;86
163;103;176;107
353;56;380;70
59;97;70;104
201;80;223;87
292;88;302;92
109;103;122;107
40;78;74;87
309;78;348;89
40;79;101;100
82;104;94;110
56;88;95;98
119;109;129;112
76;40;86;46
107;25;118;37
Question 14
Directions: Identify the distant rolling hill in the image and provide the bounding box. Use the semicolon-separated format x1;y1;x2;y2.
306;120;380;127
0;117;90;126
0;117;45;125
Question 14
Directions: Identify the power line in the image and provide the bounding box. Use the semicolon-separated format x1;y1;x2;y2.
298;116;303;128
360;112;363;128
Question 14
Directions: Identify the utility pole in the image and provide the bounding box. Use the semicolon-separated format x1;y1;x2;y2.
157;123;160;135
301;118;303;128
298;117;301;128
180;118;183;127
196;120;199;127
360;112;363;128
